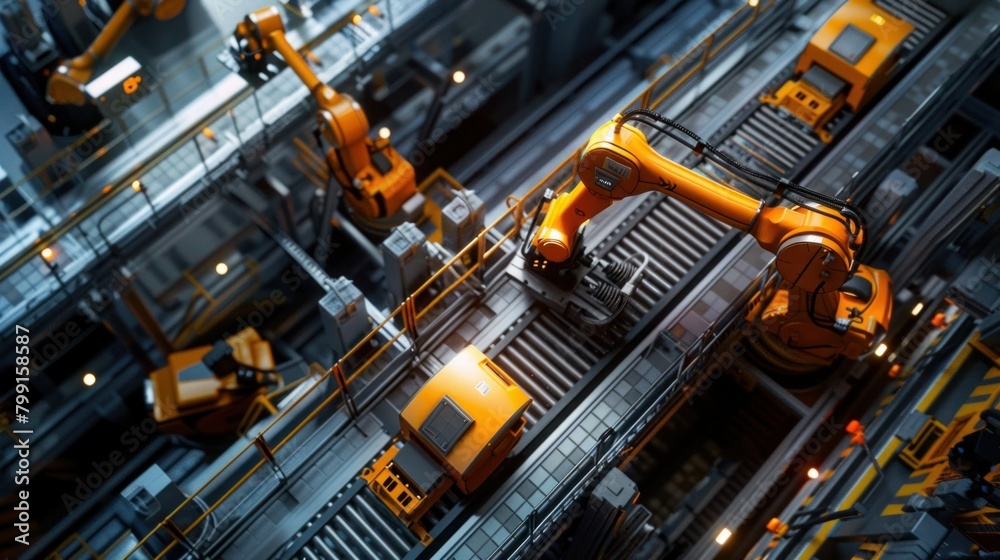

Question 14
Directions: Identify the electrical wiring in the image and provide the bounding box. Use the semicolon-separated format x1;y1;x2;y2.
615;108;869;263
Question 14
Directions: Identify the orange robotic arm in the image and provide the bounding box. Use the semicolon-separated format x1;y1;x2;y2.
531;113;892;364
534;116;859;294
234;7;416;220
47;0;186;105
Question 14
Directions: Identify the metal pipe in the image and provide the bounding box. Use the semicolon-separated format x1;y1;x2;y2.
331;212;381;266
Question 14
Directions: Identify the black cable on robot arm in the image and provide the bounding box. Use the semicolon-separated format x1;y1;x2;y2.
618;108;868;258
626;115;857;232
628;117;787;195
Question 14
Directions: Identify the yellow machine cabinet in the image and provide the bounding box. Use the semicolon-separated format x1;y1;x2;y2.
762;0;913;141
148;328;275;436
362;345;532;543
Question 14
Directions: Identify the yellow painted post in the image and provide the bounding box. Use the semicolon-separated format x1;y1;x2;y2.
253;433;287;481
332;362;358;417
476;233;487;285
403;296;419;341
162;519;201;559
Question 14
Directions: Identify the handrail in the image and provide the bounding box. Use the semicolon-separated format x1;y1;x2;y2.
0;1;385;284
0;29;241;205
489;261;780;559
118;1;777;557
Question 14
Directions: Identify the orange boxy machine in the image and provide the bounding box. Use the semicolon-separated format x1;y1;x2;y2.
233;7;418;221
529;110;893;370
761;0;913;142
47;0;187;106
362;345;532;543
147;328;279;436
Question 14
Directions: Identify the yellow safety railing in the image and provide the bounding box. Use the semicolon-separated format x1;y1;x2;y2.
46;532;98;559
118;1;775;557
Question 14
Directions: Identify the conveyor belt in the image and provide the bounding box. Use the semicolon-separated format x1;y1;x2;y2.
720;104;822;177
493;309;607;426
488;184;732;420
294;483;419;560
275;192;725;558
267;3;962;559
303;495;413;560
286;478;464;560
877;0;948;53
689;0;949;183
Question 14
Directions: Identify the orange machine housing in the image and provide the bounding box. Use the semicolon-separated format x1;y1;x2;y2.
149;327;274;436
362;345;531;543
530;117;893;368
750;265;893;367
47;0;187;105
762;0;912;142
